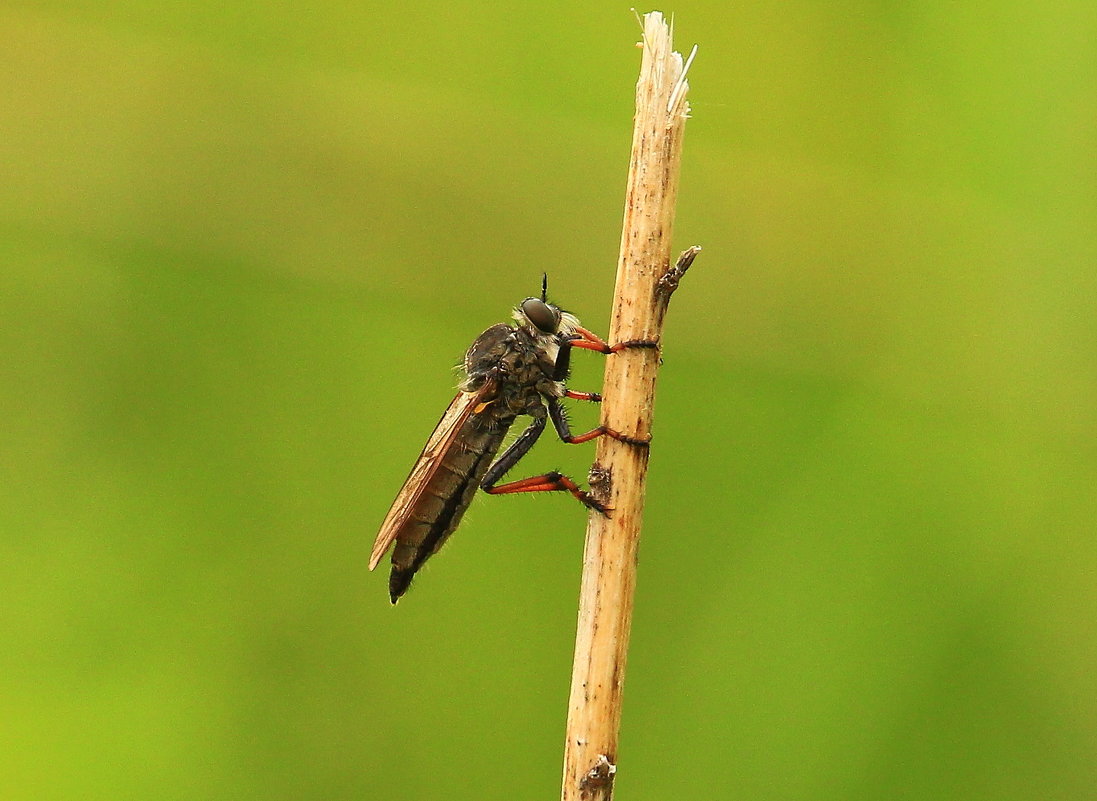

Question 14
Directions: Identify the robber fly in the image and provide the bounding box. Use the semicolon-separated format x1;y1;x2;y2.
370;277;656;603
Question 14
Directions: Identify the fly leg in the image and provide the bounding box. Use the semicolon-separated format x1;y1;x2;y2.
564;389;602;402
485;472;610;515
552;328;658;383
553;328;659;428
548;397;651;448
567;326;660;356
481;409;610;514
551;332;654;446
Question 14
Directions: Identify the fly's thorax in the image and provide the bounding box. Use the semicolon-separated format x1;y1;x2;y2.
459;303;581;402
461;323;513;389
509;326;558;372
484;332;548;414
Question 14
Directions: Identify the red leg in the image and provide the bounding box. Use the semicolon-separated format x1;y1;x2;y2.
486;471;609;514
563;425;650;447
548;397;652;447
570;326;660;354
563;427;605;444
564;389;602;402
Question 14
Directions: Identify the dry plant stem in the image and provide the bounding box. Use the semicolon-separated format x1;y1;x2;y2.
561;12;697;801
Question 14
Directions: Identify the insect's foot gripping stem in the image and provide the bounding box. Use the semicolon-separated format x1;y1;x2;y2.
601;426;652;448
608;338;660;353
485;471;610;515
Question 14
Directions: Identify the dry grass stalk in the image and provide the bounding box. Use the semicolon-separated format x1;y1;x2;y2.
561;11;698;801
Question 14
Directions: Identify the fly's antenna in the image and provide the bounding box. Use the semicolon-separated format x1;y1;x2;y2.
541;273;549;302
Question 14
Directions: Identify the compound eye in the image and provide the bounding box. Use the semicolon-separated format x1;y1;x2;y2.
521;298;559;334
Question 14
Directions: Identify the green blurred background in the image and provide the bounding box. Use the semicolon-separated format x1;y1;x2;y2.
2;2;1095;799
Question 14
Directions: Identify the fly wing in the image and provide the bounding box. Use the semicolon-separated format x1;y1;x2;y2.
369;383;495;570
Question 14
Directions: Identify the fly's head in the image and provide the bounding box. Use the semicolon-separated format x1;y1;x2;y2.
513;275;579;343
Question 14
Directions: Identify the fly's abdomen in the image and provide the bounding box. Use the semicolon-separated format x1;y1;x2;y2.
388;417;510;601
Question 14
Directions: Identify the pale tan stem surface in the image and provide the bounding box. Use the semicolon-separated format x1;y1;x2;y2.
561;12;696;801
